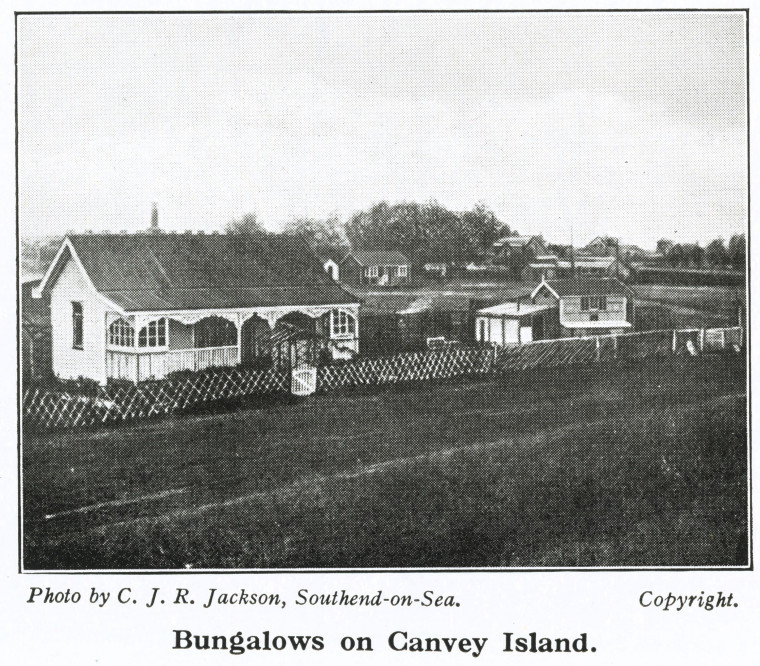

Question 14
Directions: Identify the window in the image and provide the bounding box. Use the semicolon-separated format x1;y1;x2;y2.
108;318;134;347
367;266;379;279
72;302;83;349
581;296;607;311
330;310;355;336
138;318;167;348
398;265;408;277
479;319;486;342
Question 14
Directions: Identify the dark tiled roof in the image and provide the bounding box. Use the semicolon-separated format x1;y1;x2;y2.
344;250;410;266
66;233;358;312
543;277;632;297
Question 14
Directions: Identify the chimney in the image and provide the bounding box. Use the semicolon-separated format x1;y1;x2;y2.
150;203;159;232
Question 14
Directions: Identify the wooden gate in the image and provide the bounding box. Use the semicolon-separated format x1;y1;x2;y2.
291;364;317;396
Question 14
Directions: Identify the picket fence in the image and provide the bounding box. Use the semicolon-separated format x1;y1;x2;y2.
22;326;743;430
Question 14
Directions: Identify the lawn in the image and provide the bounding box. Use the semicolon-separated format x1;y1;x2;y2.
23;353;747;570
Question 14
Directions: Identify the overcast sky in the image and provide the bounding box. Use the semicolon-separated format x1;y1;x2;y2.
17;11;746;248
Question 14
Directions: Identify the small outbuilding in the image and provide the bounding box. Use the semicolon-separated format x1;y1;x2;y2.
475;300;559;346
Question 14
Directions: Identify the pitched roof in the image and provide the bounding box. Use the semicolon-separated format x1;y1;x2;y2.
476;301;555;317
344;250;409;266
45;233;358;312
533;277;632;298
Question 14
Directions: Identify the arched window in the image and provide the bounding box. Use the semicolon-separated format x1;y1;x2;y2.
138;318;167;348
108;318;135;347
194;316;237;348
329;309;356;336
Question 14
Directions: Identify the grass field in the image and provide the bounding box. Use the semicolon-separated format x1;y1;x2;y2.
23;353;747;570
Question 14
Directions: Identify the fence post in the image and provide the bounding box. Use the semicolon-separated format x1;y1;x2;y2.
672;330;678;354
595;336;600;362
699;328;705;353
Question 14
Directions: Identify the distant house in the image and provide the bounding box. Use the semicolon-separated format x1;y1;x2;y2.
475;298;559;346
528;254;630;281
531;277;634;338
490;235;547;279
33;233;360;384
581;236;664;266
340;250;411;287
422;262;448;279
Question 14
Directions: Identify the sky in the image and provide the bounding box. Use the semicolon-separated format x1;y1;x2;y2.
17;11;747;248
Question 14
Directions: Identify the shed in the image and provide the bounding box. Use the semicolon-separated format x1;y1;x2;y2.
475;300;559;346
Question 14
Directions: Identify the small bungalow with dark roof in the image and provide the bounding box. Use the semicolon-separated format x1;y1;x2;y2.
531;277;634;338
340;250;411;287
33;233;360;383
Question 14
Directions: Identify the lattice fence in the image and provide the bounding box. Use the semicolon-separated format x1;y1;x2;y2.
318;346;494;392
494;336;597;371
22;326;743;430
23;367;288;430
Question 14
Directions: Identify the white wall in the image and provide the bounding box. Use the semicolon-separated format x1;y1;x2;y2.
50;257;108;383
476;317;520;345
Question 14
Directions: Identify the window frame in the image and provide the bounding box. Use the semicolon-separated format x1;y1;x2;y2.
138;318;168;349
108;318;135;348
330;309;356;337
72;301;83;349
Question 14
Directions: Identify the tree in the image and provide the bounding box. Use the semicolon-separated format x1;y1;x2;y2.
656;239;674;256
282;215;348;255
728;233;746;270
225;213;267;236
666;243;685;268
705;239;729;268
681;243;704;268
344;200;509;267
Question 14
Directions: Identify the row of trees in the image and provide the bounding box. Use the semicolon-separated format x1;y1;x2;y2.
656;235;746;270
226;201;510;265
226;202;510;265
223;208;746;271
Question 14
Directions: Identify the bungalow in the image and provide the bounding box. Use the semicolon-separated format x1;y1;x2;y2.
33;232;361;384
340;250;411;287
531;277;634;338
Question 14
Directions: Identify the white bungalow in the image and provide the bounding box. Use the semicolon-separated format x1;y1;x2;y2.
33;233;361;384
531;277;634;338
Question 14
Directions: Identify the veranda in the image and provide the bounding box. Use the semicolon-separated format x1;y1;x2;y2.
105;305;359;382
